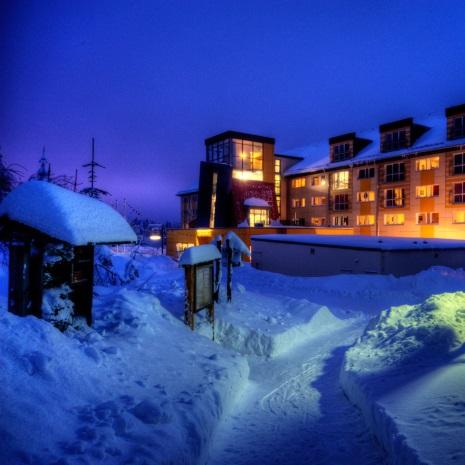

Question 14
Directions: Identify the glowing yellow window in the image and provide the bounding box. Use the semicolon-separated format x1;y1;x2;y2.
415;157;439;171
291;177;306;188
248;208;269;227
357;191;375;202
356;215;375;225
384;214;405;225
453;211;465;224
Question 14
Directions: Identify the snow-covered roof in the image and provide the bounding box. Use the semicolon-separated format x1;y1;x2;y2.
176;187;199;196
282;113;465;176
251;234;465;251
244;197;270;208
0;181;137;245
179;244;221;265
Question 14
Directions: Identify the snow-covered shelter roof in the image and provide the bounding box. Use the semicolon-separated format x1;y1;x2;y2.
282;113;465;176
251;234;465;251
0;181;137;246
244;197;270;208
179;244;221;265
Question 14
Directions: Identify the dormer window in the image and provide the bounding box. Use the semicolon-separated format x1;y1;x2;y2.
333;143;352;162
382;129;408;152
446;104;465;140
379;118;422;153
329;132;371;163
450;115;465;139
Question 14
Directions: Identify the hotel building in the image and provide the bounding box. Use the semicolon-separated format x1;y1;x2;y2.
171;103;465;255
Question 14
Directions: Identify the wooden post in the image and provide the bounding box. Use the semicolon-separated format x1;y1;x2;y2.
214;236;221;303
226;239;232;302
184;265;195;330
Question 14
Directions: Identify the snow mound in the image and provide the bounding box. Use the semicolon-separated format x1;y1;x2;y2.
213;291;348;358
0;287;248;465
341;292;465;465
0;180;137;245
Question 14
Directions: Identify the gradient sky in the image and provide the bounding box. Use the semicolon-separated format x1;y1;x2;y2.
2;0;465;222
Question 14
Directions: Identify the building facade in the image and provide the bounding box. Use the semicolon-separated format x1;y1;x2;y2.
174;103;465;253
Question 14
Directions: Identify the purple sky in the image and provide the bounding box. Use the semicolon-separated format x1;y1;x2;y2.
2;0;465;222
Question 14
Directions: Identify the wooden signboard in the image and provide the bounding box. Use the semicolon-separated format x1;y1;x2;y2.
184;262;215;338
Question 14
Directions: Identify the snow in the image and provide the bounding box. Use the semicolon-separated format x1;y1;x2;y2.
176;187;199;196
282;113;465;176
0;180;137;245
179;244;221;265
225;231;251;255
2;243;465;465
341;293;465;465
252;233;465;250
0;282;248;465
243;197;270;208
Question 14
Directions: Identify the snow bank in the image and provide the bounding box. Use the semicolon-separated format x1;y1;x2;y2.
341;292;465;465
0;180;137;245
206;281;350;358
0;287;248;465
179;244;221;265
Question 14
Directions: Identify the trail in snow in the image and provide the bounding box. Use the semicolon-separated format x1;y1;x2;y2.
206;321;387;465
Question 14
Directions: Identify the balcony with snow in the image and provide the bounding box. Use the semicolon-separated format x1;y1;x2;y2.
0;181;136;328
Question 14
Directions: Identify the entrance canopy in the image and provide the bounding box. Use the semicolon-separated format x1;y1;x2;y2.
244;197;271;208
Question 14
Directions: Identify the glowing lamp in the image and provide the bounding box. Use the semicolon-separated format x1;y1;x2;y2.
150;234;162;241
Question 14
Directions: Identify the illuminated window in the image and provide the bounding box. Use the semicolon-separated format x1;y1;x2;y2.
331;171;349;190
356;215;375;226
332;215;349;226
416;212;439;225
453;211;465;223
333;194;349;210
292;198;306;208
230;138;264;180
311;217;326;226
232;170;263;181
415;157;439;171
384;214;405;225
311;196;326;206
291;177;306;188
357;191;375;202
176;242;195;258
248;208;269;227
453;153;465;175
416;184;439;198
385;188;405;207
453;182;465;203
385;162;405;182
209;172;218;228
274;159;281;214
312;175;326;186
358;167;375;179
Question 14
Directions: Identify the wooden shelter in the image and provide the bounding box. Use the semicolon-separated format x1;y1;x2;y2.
0;181;137;326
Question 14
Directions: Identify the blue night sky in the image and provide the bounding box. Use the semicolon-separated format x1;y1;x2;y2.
2;0;465;222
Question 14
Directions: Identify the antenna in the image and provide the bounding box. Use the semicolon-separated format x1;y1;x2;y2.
81;137;109;198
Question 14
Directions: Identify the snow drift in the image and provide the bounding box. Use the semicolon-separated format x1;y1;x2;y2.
341;292;465;465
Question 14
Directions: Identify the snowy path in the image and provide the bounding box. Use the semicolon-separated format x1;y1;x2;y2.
206;321;387;465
